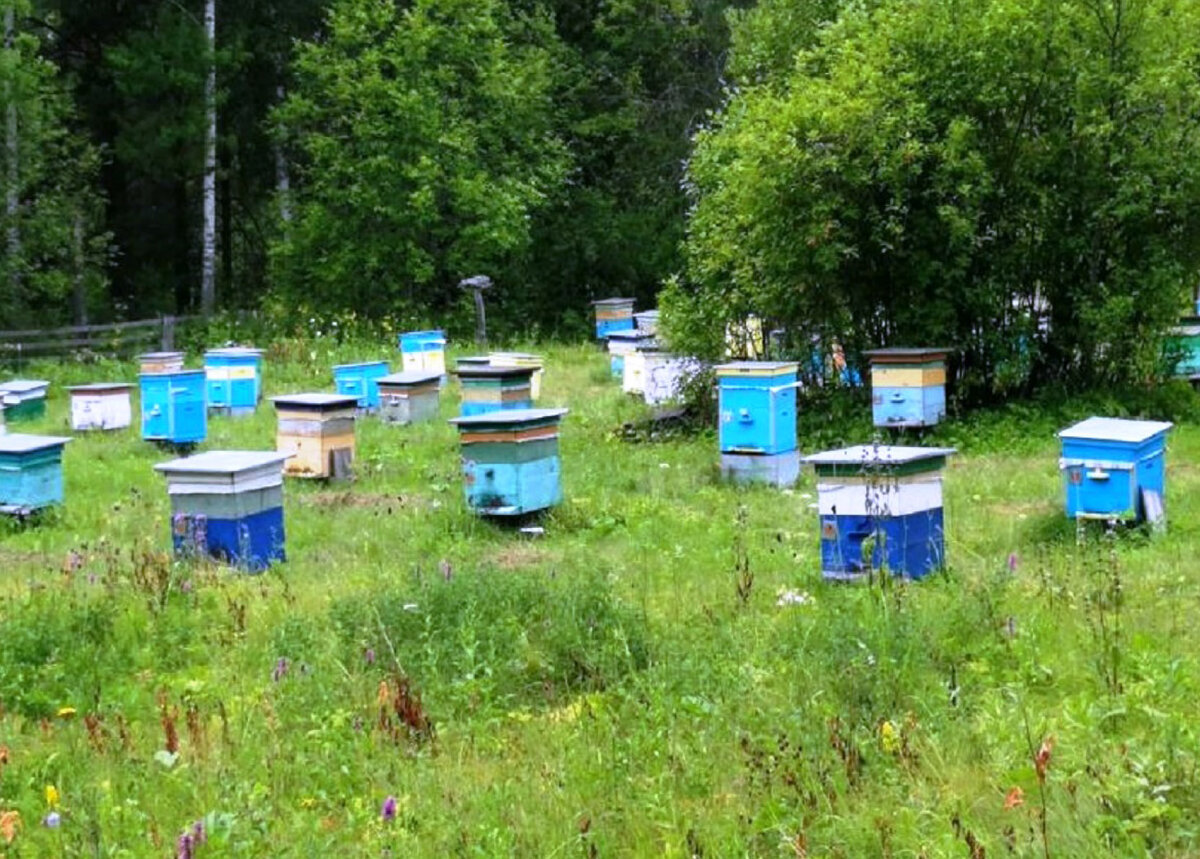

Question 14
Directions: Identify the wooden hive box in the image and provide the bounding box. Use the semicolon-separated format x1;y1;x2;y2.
592;298;636;340
154;450;291;571
634;309;660;335
455;364;535;417
0;433;71;514
378;371;442;426
1058;417;1173;524
864;347;949;428
332;360;390;412
67;383;133;431
642;353;701;406
488;352;544;400
606;331;656;381
716;361;801;487
1167;319;1200;383
0;379;50;422
804;445;955;581
138;351;185;374
272;393;358;479
139;370;207;446
204;347;264;416
448;407;568;516
398;330;447;379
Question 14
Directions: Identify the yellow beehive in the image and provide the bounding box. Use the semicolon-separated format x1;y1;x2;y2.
271;393;359;479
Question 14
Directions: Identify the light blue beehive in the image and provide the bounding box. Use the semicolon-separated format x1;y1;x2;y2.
398;330;447;380
140;369;207;447
449;408;568;517
593;298;636;340
716;361;801;487
332;360;390;412
1058;417;1172;523
865;348;949;428
205;347;264;416
0;433;72;514
805;445;955;581
456;364;534;417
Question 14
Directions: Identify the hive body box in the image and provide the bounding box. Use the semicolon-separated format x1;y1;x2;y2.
205;347;264;416
489;352;544;400
1167;320;1200;382
0;434;71;513
332;360;390;412
138;352;185;374
1058;417;1172;522
67;383;133;431
607;331;656;380
154;451;290;571
449;408;567;516
272;394;358;479
456;365;535;417
805;445;955;581
716;362;800;487
593;298;636;340
378;372;441;425
865;348;949;428
399;330;447;379
140;370;207;446
642;353;700;406
634;309;660;335
1;380;50;421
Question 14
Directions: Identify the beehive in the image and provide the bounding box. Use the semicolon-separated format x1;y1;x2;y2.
398;330;448;379
140;370;207;447
1167;319;1200;383
488;352;544;400
716;362;801;486
456;364;535;417
205;347;264;416
0;433;71;514
642;353;700;406
805;445;956;581
593;298;636;340
272;393;358;479
1058;417;1172;523
634;309;660;335
864;348;949;428
607;331;656;380
332;360;390;412
67;383;133;431
154;450;290;571
0;380;49;422
138;351;185;374
449;407;568;516
378;371;442;425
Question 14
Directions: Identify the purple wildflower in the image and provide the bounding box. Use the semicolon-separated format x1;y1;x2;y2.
177;833;194;859
42;812;61;828
272;657;290;683
364;648;376;666
1007;552;1018;573
381;796;397;822
191;820;206;845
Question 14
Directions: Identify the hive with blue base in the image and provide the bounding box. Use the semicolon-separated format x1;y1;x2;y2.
204;347;264;416
398;330;447;380
449;408;568;517
1;380;50;422
0;433;72;516
804;445;955;581
272;393;358;479
455;363;535;417
607;331;656;380
716;361;800;487
378;371;442;426
140;369;207;448
592;298;636;340
154;450;291;572
1058;417;1172;525
864;348;949;428
67;383;133;431
332;360;390;413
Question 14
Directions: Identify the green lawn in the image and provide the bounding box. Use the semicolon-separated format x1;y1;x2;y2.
1;341;1198;856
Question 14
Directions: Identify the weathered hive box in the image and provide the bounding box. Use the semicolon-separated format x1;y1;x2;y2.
1167;319;1200;382
67;383;133;431
1;380;50;421
456;356;492;370
804;445;955;581
449;407;568;516
154;450;290;571
489;352;544;399
607;331;655;380
456;365;535;417
140;370;207;446
1058;417;1172;523
865;348;949;428
272;393;358;479
642;353;700;406
398;330;447;379
332;360;389;412
204;347;264;416
378;371;441;425
716;362;801;487
593;298;636;340
138;351;185;374
0;433;71;513
634;309;660;335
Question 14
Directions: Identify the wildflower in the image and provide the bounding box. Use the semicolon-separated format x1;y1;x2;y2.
271;657;290;683
57;707;77;719
191;819;206;845
180;579;194;594
1003;787;1024;810
42;812;61;829
45;785;60;809
1034;735;1055;783
177;832;194;859
300;797;318;809
364;648;376;666
1007;552;1018;573
1;810;21;843
879;721;899;755
776;588;813;607
381;796;397;822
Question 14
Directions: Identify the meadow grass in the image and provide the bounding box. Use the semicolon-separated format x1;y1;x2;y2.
1;340;1198;856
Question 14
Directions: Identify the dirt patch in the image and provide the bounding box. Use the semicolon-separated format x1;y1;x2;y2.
299;491;425;511
486;542;557;571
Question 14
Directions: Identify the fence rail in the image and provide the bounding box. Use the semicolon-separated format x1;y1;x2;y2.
0;315;202;364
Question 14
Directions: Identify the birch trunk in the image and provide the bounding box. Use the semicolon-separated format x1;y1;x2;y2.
4;6;20;291
200;0;217;314
73;208;87;324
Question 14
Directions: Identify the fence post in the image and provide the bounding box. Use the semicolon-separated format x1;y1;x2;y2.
161;315;176;351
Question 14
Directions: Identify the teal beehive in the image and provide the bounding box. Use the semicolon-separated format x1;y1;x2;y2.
140;370;207;447
0;433;71;514
332;360;389;412
205;347;264;416
593;298;636;340
449;408;568;517
0;380;49;422
456;364;535;417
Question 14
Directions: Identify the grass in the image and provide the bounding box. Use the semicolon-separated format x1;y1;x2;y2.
1;339;1199;856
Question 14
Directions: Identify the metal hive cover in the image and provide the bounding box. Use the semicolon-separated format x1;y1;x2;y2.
332;360;388;370
715;361;798;374
0;379;49;395
0;433;72;453
378;371;443;385
592;297;635;305
271;393;359;407
1058;417;1174;443
154;450;292;475
66;383;133;392
205;346;264;357
455;365;535;378
448;408;568;427
804;445;956;467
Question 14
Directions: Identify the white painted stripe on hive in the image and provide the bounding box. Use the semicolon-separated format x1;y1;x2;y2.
817;479;944;516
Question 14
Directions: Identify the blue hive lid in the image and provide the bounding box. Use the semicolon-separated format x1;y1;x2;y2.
449;407;568;427
0;433;72;453
1058;417;1173;443
378;371;442;386
805;445;956;468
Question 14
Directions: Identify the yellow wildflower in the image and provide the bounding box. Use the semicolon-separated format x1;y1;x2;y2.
879;720;899;755
45;785;60;809
300;797;318;810
57;707;77;719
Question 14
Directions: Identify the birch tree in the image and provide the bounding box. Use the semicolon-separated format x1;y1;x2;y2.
200;0;216;314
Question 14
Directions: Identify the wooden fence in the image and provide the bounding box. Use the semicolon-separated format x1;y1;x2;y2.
0;315;201;365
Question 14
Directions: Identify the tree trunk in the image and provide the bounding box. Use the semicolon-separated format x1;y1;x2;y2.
200;0;217;315
73;207;87;324
275;84;292;227
4;6;20;293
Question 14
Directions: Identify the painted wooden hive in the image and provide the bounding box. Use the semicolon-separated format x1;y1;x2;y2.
642;353;701;406
272;393;358;479
1;380;50;421
804;445;956;581
864;348;949;428
378;371;442;426
488;352;544;400
607;331;656;380
204;347;264;416
634;309;660;335
456;364;535;417
1058;417;1173;523
67;383;133;431
154;450;291;571
138;351;185;374
0;434;71;513
449;407;568;517
332;360;389;412
716;361;801;487
140;369;207;446
398;330;447;379
593;298;636;340
1167;319;1200;382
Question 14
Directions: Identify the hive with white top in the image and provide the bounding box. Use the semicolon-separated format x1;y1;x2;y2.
1058;417;1172;524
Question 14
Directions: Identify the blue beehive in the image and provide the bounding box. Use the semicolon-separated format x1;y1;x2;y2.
0;434;71;514
449;408;568;517
154;450;291;571
716;361;801;487
456;364;535;417
398;329;447;379
593;298;636;340
804;445;955;581
1058;417;1173;523
865;348;949;428
140;369;207;446
205;347;264;416
332;360;390;412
